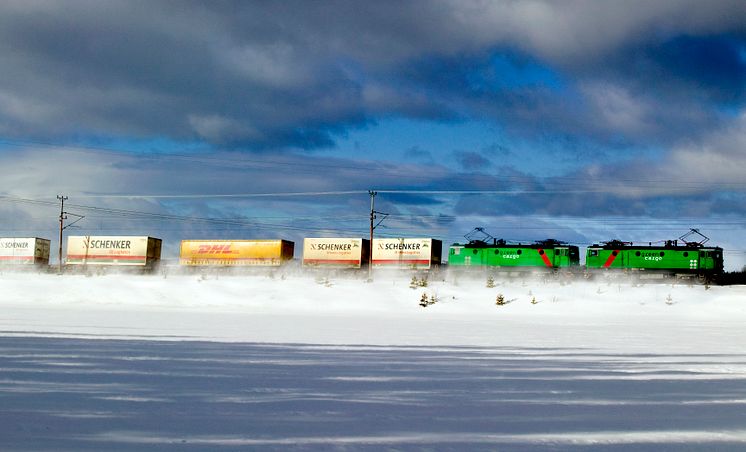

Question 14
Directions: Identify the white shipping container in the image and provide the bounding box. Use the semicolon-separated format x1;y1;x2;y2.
0;238;51;265
372;238;442;269
66;236;161;266
302;238;369;268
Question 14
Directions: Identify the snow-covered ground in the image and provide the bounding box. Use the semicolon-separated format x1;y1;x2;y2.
1;271;746;450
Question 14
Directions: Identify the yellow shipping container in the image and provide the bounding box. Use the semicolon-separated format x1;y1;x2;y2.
179;240;294;266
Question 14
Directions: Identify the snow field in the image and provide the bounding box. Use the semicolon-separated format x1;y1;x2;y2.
1;272;746;450
0;271;744;352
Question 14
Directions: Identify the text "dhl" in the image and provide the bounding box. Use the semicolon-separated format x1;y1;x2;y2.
197;244;235;254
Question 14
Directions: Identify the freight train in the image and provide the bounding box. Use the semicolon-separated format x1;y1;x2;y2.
0;229;726;282
447;228;724;282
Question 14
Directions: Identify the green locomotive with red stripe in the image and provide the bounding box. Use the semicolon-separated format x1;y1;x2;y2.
447;229;580;270
447;228;724;281
448;239;580;269
585;240;723;278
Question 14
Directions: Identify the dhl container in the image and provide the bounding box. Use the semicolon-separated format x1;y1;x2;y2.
0;237;51;265
302;238;370;268
179;240;294;266
372;238;442;269
66;236;162;266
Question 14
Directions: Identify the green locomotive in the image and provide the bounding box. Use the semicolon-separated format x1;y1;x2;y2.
585;230;723;280
448;229;580;270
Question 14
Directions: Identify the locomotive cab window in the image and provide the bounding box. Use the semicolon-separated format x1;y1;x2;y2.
590;250;598;257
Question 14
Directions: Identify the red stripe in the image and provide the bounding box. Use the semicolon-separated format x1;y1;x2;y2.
67;254;147;260
603;250;620;268
181;257;281;261
303;259;361;265
537;249;553;267
372;259;430;264
181;259;282;266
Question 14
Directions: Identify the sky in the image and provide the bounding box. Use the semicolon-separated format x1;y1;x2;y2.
0;0;745;269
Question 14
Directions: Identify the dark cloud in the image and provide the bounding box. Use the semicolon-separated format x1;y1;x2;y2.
1;1;745;151
455;151;493;171
2;1;746;270
482;143;512;157
644;34;746;105
403;146;434;163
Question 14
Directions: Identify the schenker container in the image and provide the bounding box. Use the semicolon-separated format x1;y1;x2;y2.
180;240;294;266
372;238;442;269
302;238;370;268
0;237;51;265
66;236;162;266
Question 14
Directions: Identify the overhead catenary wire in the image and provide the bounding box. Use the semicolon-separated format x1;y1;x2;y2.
2;137;746;192
2;193;746;253
68;191;369;199
2;193;746;229
2;187;724;200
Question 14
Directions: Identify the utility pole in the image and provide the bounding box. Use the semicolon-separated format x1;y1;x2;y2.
57;195;68;274
367;190;389;281
368;190;376;280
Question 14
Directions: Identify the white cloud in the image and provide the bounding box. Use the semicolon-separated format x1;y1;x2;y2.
0;90;59;127
459;0;746;64
581;82;654;136
220;43;314;88
665;113;746;186
188;114;261;143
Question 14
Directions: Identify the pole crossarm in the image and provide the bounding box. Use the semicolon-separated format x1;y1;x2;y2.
373;211;389;230
62;212;85;230
57;195;68;274
368;190;377;280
